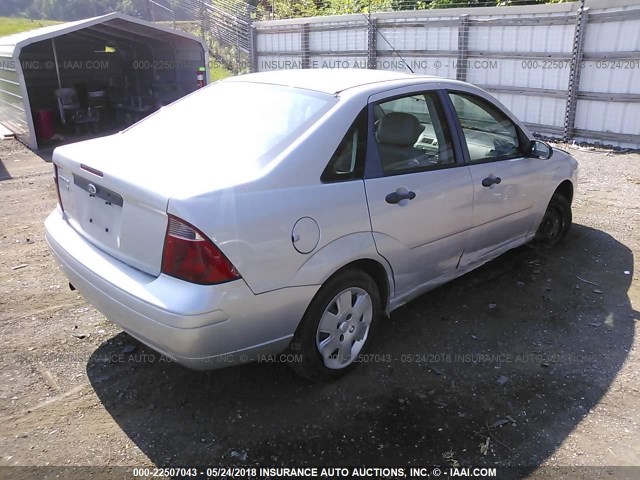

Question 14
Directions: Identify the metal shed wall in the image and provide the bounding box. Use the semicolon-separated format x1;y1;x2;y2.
0;41;28;140
253;0;640;148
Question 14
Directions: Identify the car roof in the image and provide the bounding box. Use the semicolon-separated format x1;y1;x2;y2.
225;69;443;95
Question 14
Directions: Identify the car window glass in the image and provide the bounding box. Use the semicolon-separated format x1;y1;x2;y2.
322;109;366;182
124;82;336;171
448;92;521;163
375;92;455;175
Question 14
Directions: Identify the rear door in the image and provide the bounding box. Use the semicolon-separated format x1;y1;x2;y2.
363;88;474;300
445;91;547;267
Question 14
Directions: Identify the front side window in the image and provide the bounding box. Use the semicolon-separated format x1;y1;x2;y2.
448;92;521;163
374;92;455;175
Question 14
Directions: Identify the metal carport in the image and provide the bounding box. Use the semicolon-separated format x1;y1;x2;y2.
0;13;209;149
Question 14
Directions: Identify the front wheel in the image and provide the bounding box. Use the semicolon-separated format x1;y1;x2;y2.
288;269;381;381
534;193;572;248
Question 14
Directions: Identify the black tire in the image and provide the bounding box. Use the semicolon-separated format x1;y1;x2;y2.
288;269;381;381
534;193;572;248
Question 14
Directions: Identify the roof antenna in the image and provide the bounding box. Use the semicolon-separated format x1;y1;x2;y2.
362;3;414;74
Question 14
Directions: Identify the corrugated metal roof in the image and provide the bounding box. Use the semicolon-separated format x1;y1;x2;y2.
0;12;206;51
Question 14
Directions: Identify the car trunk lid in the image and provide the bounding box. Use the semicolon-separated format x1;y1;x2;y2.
54;139;171;277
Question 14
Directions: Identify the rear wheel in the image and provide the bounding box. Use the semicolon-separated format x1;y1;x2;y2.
288;269;381;381
534;193;572;247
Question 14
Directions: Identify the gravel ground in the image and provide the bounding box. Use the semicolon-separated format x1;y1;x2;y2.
0;138;638;479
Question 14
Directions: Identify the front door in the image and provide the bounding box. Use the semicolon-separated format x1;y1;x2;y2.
445;91;547;267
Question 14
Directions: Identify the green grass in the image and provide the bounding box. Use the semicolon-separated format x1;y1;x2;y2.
0;16;61;37
210;64;232;81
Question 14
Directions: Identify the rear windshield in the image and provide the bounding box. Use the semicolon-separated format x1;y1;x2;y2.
124;81;336;167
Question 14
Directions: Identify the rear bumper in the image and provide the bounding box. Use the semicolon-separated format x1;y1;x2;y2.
44;210;319;370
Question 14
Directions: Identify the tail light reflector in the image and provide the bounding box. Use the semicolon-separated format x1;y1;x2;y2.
161;215;240;285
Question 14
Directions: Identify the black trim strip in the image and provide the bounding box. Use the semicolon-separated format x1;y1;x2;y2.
439;90;471;165
73;174;123;207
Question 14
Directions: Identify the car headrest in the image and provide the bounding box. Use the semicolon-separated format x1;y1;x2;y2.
376;112;423;146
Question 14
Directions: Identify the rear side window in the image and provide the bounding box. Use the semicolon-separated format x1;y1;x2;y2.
321;109;367;183
448;92;521;163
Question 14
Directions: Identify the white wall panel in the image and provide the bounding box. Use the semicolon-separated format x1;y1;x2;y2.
310;28;367;52
575;99;640;135
255;2;640;146
492;92;566;128
584;20;640;54
377;26;457;52
469;25;573;53
257;31;302;53
466;58;570;90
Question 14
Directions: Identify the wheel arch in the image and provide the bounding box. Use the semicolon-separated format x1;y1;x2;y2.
330;259;391;316
287;257;393;380
290;232;394;314
553;179;574;205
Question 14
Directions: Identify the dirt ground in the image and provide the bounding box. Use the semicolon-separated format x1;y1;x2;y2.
0;138;639;479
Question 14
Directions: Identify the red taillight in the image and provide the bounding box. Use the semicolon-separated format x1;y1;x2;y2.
53;165;64;212
161;215;241;285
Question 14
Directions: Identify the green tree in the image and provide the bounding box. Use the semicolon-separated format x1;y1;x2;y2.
2;0;574;22
26;0;121;20
428;0;494;9
257;0;321;20
323;0;394;15
0;0;32;17
428;0;569;7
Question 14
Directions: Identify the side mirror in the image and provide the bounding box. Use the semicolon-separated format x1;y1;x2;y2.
529;140;553;160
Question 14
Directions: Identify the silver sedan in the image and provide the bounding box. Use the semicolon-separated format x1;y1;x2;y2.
45;69;578;380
